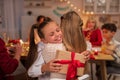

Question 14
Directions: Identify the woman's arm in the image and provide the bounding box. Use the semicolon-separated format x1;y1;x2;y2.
0;38;22;74
28;42;62;77
28;52;45;77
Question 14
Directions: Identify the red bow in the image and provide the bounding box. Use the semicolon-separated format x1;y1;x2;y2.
57;52;85;80
90;54;95;60
8;39;20;44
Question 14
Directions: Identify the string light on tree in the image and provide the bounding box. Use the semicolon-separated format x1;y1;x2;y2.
59;0;82;13
82;10;85;14
90;12;94;14
74;7;77;10
67;1;70;4
86;11;90;15
59;0;94;14
70;4;74;7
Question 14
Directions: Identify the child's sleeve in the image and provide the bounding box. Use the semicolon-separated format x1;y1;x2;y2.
28;52;44;77
28;42;45;77
112;51;120;64
113;45;120;64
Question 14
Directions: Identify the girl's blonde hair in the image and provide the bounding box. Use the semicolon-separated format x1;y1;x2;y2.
60;11;87;53
85;16;97;30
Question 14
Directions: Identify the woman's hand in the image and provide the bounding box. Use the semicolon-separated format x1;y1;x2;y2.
41;59;62;73
14;43;22;61
81;50;90;61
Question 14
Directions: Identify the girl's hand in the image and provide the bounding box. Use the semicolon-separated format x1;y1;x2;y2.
41;59;62;73
81;50;90;61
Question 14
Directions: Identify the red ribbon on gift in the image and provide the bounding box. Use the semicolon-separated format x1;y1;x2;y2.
57;52;85;80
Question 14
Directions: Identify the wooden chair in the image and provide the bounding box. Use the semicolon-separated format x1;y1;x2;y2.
107;66;120;80
108;73;120;80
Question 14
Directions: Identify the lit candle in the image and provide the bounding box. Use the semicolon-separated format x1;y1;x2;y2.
94;49;98;55
19;39;24;45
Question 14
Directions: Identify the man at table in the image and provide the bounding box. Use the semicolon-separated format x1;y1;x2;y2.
101;23;120;74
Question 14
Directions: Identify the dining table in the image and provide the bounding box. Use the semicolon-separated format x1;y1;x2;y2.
90;51;114;80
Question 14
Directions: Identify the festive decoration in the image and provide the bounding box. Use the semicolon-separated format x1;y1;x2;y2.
56;6;69;11
8;39;20;44
59;0;81;12
53;5;71;17
56;50;85;77
53;0;82;17
53;10;62;17
57;52;85;80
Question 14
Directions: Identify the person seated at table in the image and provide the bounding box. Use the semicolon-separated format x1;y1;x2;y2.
83;17;103;47
83;17;103;80
0;37;22;80
101;23;120;74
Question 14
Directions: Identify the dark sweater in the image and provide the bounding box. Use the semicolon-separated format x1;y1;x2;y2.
0;38;18;80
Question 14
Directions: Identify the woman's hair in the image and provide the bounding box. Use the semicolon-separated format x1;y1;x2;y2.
60;11;87;53
37;17;53;38
101;23;117;32
85;16;97;30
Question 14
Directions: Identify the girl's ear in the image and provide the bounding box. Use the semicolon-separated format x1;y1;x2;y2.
41;38;48;43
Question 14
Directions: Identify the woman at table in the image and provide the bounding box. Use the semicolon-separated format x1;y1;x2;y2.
0;38;22;80
83;17;103;80
83;17;103;47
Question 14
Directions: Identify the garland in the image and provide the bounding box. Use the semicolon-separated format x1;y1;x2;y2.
53;10;62;17
56;6;69;11
53;6;70;17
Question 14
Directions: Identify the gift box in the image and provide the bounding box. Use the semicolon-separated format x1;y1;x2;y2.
56;50;85;76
